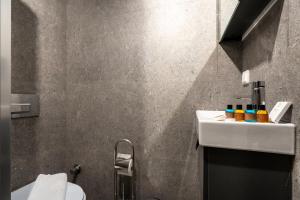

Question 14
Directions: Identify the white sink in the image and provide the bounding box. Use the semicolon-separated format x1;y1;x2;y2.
196;110;296;155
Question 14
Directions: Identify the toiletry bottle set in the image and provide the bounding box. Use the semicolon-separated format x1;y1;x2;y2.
225;104;269;123
225;80;269;123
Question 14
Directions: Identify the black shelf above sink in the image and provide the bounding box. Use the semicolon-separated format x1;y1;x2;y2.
220;0;277;42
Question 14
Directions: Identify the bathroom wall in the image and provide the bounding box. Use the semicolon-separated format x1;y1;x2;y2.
65;0;242;199
11;0;67;190
242;0;300;199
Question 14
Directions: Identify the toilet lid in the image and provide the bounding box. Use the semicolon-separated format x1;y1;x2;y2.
11;181;85;200
66;182;85;200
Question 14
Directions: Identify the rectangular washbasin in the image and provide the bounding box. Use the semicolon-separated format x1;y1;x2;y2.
196;110;296;155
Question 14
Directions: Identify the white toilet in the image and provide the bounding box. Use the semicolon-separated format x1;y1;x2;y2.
11;182;86;200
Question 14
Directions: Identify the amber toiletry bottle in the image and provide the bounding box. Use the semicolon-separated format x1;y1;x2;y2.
234;105;245;122
257;105;269;123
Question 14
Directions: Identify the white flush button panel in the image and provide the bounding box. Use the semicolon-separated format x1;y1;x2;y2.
242;70;250;86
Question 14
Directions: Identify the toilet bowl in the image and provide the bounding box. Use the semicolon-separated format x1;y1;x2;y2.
11;182;86;200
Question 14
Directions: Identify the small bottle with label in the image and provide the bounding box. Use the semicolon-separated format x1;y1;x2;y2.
257;105;269;123
245;104;256;122
234;105;245;122
225;105;235;120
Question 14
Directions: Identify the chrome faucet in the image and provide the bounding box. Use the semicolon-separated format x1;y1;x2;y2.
251;81;265;107
237;81;266;107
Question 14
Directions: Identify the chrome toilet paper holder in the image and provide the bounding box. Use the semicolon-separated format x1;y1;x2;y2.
114;139;135;200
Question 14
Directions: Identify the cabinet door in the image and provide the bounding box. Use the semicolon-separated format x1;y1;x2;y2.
204;147;292;200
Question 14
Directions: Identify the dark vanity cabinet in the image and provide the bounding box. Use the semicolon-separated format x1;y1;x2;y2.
203;147;293;200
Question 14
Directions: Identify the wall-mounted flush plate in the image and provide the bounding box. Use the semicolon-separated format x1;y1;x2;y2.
11;94;40;119
242;70;250;86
